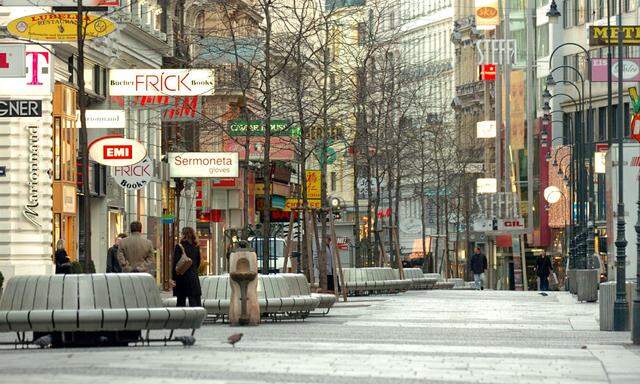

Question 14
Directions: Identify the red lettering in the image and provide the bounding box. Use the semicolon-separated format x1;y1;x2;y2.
25;51;49;85
0;53;9;69
103;145;132;159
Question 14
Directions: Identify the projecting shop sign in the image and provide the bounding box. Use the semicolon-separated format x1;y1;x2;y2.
0;100;42;117
589;26;640;45
1;45;52;96
88;135;147;167
0;44;25;78
112;156;155;190
79;110;126;129
109;69;215;96
168;152;239;178
7;13;116;42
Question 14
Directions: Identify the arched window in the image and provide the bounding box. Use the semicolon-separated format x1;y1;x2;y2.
195;11;205;38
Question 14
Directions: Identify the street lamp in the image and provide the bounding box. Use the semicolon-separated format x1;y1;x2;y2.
546;0;561;24
542;87;552;102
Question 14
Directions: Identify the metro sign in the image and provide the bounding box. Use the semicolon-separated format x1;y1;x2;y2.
88;135;146;166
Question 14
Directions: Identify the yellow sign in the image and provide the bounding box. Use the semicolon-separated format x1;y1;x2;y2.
284;198;321;212
7;13;117;42
306;170;321;200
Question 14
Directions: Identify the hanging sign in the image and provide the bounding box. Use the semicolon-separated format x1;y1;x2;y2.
112;156;154;190
0;44;26;78
7;13;117;42
476;120;496;138
1;1;120;5
475;0;499;30
24;125;42;228
168;152;239;178
88;135;147;166
109;69;215;96
592;58;640;82
476;178;497;194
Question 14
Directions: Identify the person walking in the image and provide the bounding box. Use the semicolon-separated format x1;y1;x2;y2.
324;235;337;293
106;233;127;273
172;227;202;307
469;247;487;290
117;221;154;273
54;239;72;274
535;252;554;291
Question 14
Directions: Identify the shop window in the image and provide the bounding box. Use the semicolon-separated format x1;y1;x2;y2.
54;117;61;180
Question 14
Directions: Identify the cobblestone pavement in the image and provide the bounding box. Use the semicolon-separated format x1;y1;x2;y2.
1;289;639;383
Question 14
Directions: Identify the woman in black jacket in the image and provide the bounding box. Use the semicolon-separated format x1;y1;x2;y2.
54;239;71;274
172;227;202;307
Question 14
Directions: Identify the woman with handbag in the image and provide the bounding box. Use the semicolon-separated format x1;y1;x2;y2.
172;227;202;307
54;239;72;274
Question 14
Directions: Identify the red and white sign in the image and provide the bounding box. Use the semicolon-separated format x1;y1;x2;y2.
112;156;155;190
1;1;120;6
88;135;147;167
109;69;215;96
168;152;239;178
0;45;52;96
479;64;496;81
497;218;526;232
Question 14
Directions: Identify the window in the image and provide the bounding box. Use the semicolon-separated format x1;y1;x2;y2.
536;24;549;59
357;22;367;46
331;172;337;192
54;117;61;180
195;11;205;38
598;106;607;142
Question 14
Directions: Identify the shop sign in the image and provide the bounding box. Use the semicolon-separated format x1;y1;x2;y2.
479;64;496;81
112;156;154;190
168;152;239;178
1;0;120;5
0;44;25;78
79;109;126;129
476;178;497;194
477;39;516;65
7;13;117;42
24;125;41;228
1;46;52;96
110;95;201;122
629;87;640;142
109;69;215;96
284;198;321;211
589;26;640;46
0;100;42;117
88;135;147;167
476;120;496;138
62;184;76;214
592;58;640;82
306;170;321;199
223;136;295;161
496;218;526;232
228;120;299;137
475;0;499;30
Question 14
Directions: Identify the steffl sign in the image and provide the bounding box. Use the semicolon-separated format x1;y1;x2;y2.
476;39;517;65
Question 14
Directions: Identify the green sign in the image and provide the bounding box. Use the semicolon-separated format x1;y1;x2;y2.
228;120;300;137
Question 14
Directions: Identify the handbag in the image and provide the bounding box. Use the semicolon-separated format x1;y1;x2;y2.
175;244;193;276
551;272;559;286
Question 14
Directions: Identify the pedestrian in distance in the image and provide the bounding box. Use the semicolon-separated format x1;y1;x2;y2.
314;235;338;293
106;233;127;273
171;226;202;307
54;239;72;274
469;247;487;290
535;252;554;291
117;221;155;273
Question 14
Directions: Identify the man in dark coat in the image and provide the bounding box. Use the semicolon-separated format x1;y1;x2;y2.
469;247;487;290
106;233;127;273
535;253;553;291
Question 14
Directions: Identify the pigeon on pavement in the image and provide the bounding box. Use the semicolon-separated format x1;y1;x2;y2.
33;334;52;349
226;333;243;347
539;292;548;296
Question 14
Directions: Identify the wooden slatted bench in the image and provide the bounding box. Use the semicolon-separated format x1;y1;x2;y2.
0;274;206;347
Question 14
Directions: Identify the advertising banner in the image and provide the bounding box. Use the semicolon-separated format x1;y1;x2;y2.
589;25;640;46
168;152;239;178
475;0;499;30
305;170;321;199
592;58;640;82
109;69;215;96
7;13;116;41
0;44;25;78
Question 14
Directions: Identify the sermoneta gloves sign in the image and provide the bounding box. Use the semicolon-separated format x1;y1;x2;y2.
168;152;238;178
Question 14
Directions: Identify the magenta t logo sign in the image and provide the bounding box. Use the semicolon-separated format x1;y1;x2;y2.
25;51;49;86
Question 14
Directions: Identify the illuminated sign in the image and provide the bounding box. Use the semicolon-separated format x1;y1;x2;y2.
7;13;117;42
477;178;497;194
112;157;154;190
589;25;640;46
0;100;42;117
109;69;215;96
168;152;239;178
88;135;147;166
0;44;25;78
479;64;496;81
24;125;41;228
476;120;496;138
475;0;499;30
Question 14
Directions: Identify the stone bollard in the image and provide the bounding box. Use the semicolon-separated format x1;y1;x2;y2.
576;269;598;302
229;248;260;326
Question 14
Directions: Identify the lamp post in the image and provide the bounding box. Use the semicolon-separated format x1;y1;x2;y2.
613;0;629;332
